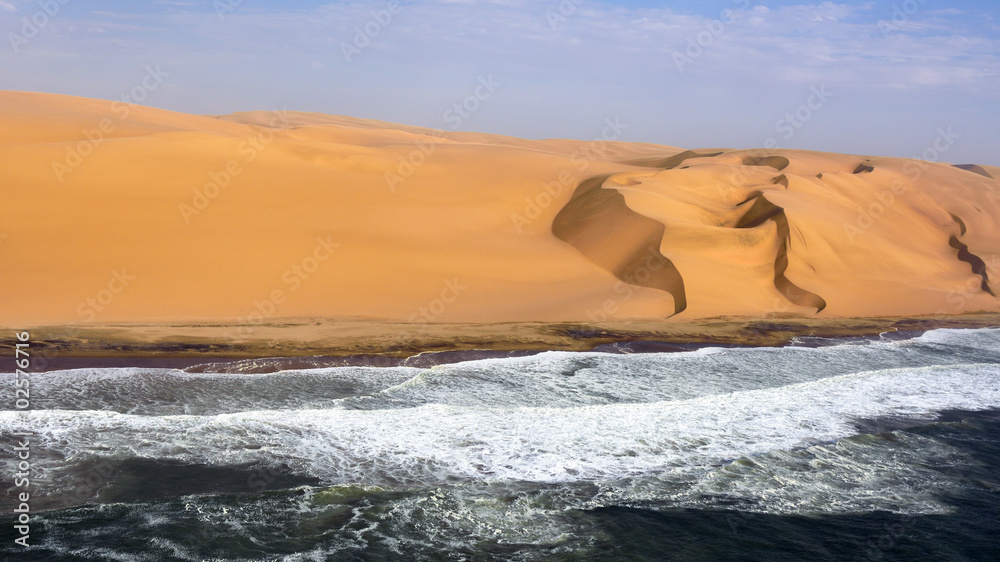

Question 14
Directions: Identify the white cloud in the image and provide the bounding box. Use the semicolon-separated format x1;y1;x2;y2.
2;1;998;163
8;1;998;95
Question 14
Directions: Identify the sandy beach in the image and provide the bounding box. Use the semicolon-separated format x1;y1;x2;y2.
3;314;998;371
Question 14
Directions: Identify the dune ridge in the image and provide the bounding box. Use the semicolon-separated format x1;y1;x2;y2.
623;149;725;170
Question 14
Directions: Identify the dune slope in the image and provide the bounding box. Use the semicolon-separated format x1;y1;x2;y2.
1;91;998;325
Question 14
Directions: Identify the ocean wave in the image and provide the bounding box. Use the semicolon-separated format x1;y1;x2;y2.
4;363;998;496
4;328;998;416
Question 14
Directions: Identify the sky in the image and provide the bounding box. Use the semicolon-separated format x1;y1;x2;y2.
1;0;998;164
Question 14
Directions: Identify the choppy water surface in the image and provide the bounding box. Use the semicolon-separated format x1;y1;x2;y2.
2;328;1000;560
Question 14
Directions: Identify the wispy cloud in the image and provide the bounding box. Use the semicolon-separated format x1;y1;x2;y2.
1;1;998;163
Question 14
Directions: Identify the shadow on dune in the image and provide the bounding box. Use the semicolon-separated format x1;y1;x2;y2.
853;161;875;174
623;149;724;170
556;150;994;317
552;158;828;316
953;164;994;179
949;214;995;296
736;192;827;312
553;175;687;316
742;155;790;172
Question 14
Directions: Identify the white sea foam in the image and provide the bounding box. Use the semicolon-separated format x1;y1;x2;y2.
9;329;1000;560
5;363;998;489
4;328;998;415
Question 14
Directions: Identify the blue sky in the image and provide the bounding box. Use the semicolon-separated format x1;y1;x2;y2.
2;0;998;164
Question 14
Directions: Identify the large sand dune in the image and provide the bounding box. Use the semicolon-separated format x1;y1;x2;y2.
1;91;998;326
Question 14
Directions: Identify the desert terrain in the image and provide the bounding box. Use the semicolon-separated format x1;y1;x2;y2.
1;91;998;355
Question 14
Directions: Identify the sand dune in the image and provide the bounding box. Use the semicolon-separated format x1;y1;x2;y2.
1;91;998;325
553;175;688;316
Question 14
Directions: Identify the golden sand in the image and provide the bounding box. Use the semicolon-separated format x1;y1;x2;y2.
2;91;998;329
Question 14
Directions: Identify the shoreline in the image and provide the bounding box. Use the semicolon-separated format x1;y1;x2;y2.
4;313;999;371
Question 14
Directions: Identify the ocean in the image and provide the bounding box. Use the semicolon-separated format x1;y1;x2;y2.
2;328;999;561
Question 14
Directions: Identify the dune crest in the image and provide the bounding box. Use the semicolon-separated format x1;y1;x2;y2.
623;149;725;170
